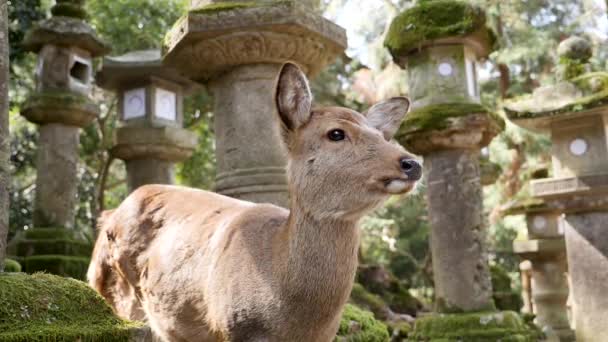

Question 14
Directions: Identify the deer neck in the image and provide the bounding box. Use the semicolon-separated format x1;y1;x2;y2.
280;198;360;305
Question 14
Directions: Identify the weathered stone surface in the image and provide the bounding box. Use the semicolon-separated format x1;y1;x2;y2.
126;159;175;193
190;0;321;11
211;64;289;205
397;111;502;155
563;212;608;342
163;0;346;80
21;90;99;127
23;16;110;57
0;0;9;271
111;126;198;162
424;149;494;312
33;124;80;229
36;45;93;95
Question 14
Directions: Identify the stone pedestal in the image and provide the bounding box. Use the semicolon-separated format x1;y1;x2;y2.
96;49;199;193
504;37;608;342
163;0;346;206
11;0;109;279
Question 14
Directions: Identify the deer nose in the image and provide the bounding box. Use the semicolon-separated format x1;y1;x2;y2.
399;158;422;181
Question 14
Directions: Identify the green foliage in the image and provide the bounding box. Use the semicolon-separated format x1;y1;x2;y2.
336;304;390;342
0;273;142;341
86;0;186;55
3;259;22;273
385;0;486;56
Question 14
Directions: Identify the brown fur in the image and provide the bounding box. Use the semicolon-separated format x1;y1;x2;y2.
88;63;418;342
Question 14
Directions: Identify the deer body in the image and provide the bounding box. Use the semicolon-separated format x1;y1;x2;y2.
88;63;421;342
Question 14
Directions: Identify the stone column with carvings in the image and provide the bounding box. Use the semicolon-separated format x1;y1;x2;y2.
163;0;346;206
385;1;537;340
11;0;110;278
504;36;608;342
96;50;199;193
507;187;574;341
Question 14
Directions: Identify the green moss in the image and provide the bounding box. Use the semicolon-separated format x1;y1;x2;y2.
23;255;90;280
24;91;95;110
480;157;502;186
336;304;390;342
51;3;87;20
3;259;22;273
506;72;608;119
189;0;292;14
397;103;504;137
0;273;142;341
410;311;541;341
385;0;487;56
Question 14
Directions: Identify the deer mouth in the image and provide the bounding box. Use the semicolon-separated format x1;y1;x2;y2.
383;178;416;195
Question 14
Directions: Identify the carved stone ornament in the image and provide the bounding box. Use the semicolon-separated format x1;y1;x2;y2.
163;2;346;80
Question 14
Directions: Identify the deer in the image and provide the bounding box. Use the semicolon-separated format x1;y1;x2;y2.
87;62;422;342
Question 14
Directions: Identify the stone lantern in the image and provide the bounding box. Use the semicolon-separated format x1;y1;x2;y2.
385;1;535;340
506;176;574;341
96;50;199;193
504;36;608;342
11;0;110;278
163;0;346;207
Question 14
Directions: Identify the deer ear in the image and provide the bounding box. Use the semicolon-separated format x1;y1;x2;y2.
365;97;410;141
275;62;312;133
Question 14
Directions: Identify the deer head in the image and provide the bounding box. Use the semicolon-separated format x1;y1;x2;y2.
275;62;421;221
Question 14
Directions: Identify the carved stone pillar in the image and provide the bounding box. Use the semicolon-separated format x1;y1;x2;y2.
163;0;346;206
12;0;110;278
505;36;608;342
96;49;198;193
386;1;538;340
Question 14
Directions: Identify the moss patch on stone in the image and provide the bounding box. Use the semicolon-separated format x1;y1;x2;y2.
410;311;541;341
350;283;389;319
491;265;522;311
398;103;504;137
23;255;90;280
385;0;487;56
336;304;390;342
189;0;292;15
3;259;22;273
0;273;142;341
505;72;608;120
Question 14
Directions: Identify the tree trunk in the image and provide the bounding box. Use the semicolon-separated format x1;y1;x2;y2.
0;0;9;271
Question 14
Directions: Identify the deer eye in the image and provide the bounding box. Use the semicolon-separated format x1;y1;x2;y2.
327;129;346;141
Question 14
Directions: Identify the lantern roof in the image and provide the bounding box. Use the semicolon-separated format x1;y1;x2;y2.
96;49;201;94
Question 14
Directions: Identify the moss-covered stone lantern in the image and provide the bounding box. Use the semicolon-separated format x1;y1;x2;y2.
504;36;608;342
96;50;199;193
385;1;537;340
10;0;110;279
162;0;346;207
505;171;574;341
